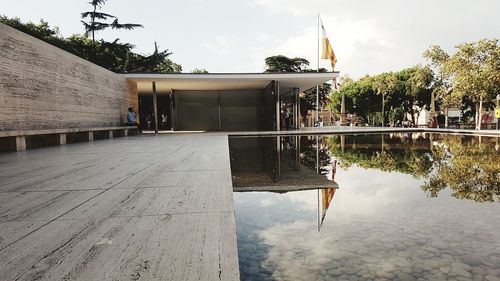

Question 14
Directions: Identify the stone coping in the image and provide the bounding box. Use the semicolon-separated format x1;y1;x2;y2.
0;126;137;137
227;127;500;137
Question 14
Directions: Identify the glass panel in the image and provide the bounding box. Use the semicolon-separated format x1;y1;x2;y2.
220;90;262;130
175;91;219;130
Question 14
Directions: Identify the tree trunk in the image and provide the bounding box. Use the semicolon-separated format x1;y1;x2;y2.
410;104;416;127
92;4;97;43
444;108;448;129
381;93;385;127
476;97;483;130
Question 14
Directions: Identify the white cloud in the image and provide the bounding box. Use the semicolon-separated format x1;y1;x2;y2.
251;0;500;78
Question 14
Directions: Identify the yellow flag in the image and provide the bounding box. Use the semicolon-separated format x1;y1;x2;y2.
321;20;337;71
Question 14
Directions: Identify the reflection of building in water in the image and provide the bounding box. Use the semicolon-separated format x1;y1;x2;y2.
230;136;339;193
230;136;340;230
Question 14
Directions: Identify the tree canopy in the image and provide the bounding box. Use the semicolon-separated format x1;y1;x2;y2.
326;39;498;129
0;16;181;74
423;39;500;129
81;0;143;42
264;55;311;73
328;66;434;126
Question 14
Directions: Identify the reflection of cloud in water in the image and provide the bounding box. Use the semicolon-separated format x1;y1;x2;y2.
235;166;500;281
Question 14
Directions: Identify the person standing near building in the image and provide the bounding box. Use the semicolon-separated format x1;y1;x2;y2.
430;116;438;128
161;113;168;129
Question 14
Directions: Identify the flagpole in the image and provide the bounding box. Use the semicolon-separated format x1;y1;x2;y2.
316;13;320;126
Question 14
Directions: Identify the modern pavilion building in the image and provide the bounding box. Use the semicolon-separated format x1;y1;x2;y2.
126;72;337;132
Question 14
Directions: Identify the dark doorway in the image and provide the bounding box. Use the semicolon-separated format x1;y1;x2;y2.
138;93;172;131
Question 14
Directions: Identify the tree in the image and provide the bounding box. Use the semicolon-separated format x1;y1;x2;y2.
264;55;310;73
446;39;500;130
124;42;182;73
395;66;434;126
328;75;379;124
424;40;500;130
423;46;459;127
370;72;398;126
191;68;209;74
81;0;143;42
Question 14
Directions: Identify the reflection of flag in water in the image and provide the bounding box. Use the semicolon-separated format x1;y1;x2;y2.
320;188;336;228
319;160;338;229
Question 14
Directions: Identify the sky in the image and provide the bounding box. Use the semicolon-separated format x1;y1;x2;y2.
2;0;499;78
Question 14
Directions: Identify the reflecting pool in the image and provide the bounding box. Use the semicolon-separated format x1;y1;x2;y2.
229;133;500;281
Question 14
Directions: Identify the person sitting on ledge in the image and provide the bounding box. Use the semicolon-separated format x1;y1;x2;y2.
126;107;142;134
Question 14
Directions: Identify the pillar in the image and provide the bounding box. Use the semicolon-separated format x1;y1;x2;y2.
109;130;113;139
88;132;94;142
152;81;158;134
59;133;66;145
124;129;129;137
275;81;280;131
170;91;176;131
16;136;26;151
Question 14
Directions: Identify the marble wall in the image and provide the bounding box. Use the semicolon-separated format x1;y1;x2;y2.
0;23;138;131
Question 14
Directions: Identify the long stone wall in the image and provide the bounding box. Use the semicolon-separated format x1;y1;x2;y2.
0;23;137;131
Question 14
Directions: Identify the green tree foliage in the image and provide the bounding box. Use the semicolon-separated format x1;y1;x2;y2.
329;67;434;126
329;76;380;124
424;40;500;130
123;42;182;73
393;66;434;125
370;72;399;125
0;16;181;73
264;55;311;73
81;0;143;42
191;68;209;74
423;45;460;113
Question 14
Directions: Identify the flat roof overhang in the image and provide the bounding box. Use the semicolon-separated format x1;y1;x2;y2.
123;72;339;93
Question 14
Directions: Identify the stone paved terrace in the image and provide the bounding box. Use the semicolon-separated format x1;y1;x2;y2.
0;134;239;281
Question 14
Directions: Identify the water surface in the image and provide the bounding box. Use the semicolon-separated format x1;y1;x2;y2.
229;133;500;281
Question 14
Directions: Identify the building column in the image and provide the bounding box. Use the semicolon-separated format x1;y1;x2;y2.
170;91;176;131
275;81;280;131
152;81;158;134
59;133;66;145
297;90;302;129
295;88;300;129
88;132;94;142
16;136;26;151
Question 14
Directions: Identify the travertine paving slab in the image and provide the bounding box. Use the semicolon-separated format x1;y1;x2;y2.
0;221;50;249
138;170;233;189
62;184;234;220
0;213;238;281
0;190;102;222
0;156;156;192
0;134;239;281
